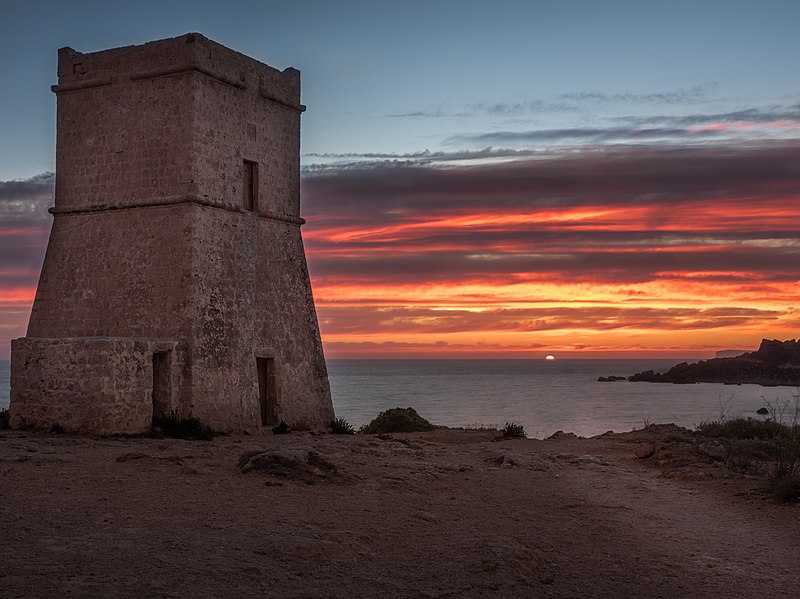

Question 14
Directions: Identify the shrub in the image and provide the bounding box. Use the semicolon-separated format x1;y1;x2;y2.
272;421;290;435
501;422;526;438
696;417;790;440
330;418;355;435
0;408;9;430
359;407;435;434
695;414;799;482
770;436;800;480
151;410;214;441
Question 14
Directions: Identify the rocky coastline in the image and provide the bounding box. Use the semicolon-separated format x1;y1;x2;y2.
628;339;800;387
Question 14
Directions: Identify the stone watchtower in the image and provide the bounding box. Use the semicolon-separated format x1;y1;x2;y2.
10;34;334;434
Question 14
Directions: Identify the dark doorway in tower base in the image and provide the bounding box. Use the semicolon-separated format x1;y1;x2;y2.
152;351;171;420
257;357;277;426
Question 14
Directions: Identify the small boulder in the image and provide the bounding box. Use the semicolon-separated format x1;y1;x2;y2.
756;407;769;415
633;443;656;459
238;448;344;484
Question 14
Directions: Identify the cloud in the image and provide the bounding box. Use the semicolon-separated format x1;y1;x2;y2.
387;106;473;118
613;106;800;128
0;173;53;322
440;105;800;147
321;339;553;358
386;110;445;118
557;85;711;105
467;99;577;115
444;126;714;146
0;172;55;234
302;142;800;217
385;85;716;119
316;305;781;336
0;172;55;202
303;147;562;174
306;246;800;285
300;140;800;353
380;96;800;152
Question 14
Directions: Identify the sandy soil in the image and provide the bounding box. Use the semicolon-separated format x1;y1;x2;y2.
1;426;798;598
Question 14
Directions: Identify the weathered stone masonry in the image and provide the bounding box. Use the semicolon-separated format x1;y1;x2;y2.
10;33;334;434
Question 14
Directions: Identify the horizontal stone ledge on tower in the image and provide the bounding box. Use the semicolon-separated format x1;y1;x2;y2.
130;62;246;90
51;77;114;94
48;194;307;226
13;336;183;348
258;90;306;113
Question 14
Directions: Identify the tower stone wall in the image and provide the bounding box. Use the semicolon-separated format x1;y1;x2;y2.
10;34;334;434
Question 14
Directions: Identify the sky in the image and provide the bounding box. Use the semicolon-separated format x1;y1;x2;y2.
1;0;799;360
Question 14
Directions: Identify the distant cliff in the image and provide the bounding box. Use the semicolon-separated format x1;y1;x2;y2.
629;339;800;386
715;349;749;359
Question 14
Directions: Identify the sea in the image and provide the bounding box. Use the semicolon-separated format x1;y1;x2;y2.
1;358;797;437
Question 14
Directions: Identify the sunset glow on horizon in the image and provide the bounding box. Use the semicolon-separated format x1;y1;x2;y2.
301;143;800;359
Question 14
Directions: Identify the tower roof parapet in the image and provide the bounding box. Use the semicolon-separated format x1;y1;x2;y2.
52;33;304;112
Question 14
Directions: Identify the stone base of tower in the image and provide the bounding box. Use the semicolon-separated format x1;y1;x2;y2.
10;331;335;435
10;337;183;435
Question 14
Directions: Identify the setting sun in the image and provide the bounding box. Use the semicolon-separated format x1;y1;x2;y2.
545;355;556;361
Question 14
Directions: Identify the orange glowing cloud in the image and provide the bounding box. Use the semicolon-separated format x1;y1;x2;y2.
300;143;800;357
0;288;36;305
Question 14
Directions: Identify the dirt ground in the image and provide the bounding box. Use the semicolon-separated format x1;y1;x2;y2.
1;425;798;598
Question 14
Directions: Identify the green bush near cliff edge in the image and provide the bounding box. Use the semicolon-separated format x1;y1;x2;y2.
0;408;9;430
501;422;526;438
359;407;436;434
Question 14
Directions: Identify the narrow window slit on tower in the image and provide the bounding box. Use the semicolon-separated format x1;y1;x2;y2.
243;160;257;211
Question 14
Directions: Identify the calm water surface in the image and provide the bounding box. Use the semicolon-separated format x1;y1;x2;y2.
2;358;796;437
327;359;798;437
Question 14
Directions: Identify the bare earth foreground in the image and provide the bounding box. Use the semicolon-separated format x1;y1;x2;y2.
1;426;798;598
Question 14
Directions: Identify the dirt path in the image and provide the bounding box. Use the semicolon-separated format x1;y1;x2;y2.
1;429;797;598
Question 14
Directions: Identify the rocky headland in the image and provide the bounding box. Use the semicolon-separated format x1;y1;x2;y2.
629;338;800;386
